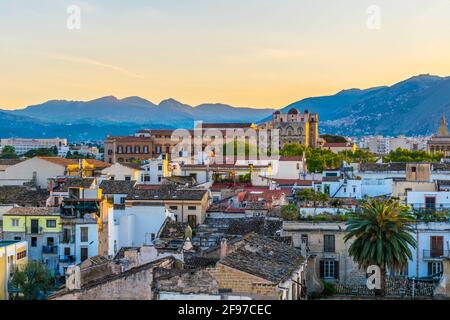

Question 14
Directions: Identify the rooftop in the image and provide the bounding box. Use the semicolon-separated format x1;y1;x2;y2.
52;177;96;192
0;240;22;248
5;206;59;216
360;162;450;172
39;157;111;169
220;233;304;283
99;180;137;195
0;186;49;206
127;186;208;201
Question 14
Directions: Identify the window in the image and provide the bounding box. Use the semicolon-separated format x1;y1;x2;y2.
120;197;126;205
17;251;27;259
428;262;443;276
321;260;339;279
143;146;149;154
110;176;115;181
135;145;141;154
124;176;132;181
151;233;156;242
324;184;330;195
343;187;347;193
31;237;37;247
158;165;163;171
352;187;356;193
80;247;88;262
126;145;132;154
107;149;113;155
11;219;19;227
323;235;335;253
46;219;57;228
143;175;150;182
117;146;123;154
411;166;417;173
425;196;436;210
169;206;178;210
14;236;21;241
80;227;89;242
158;176;162;182
188;206;197;211
430;236;444;257
47;237;54;246
64;247;71;256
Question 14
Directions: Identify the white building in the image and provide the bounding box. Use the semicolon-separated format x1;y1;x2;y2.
139;158;166;185
116;205;174;248
315;169;392;199
101;162;140;181
0;138;68;156
408;222;450;278
407;191;450;211
0;157;68;188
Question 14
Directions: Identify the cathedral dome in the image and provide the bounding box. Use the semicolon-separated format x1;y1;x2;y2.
288;108;299;115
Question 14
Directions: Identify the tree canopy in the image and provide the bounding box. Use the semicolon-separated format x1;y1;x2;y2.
24;146;58;158
9;261;55;300
383;148;443;163
0;145;19;159
280;143;376;173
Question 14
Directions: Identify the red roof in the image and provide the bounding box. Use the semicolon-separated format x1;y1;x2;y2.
245;190;286;202
272;179;314;186
323;142;353;148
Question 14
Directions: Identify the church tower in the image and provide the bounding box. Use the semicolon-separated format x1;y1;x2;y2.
437;115;449;137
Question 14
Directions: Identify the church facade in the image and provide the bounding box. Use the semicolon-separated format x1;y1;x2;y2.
259;108;319;149
428;115;450;157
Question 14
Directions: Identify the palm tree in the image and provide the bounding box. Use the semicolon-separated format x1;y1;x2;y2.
344;198;416;297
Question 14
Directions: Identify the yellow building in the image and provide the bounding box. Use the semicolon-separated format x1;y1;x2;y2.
2;207;61;274
0;240;28;300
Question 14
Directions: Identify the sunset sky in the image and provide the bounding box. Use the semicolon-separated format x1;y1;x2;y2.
1;0;450;110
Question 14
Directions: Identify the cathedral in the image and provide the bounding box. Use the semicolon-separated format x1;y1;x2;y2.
259;108;320;149
428;115;450;156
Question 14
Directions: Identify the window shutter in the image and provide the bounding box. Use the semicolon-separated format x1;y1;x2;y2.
334;261;340;279
319;260;324;278
428;262;432;276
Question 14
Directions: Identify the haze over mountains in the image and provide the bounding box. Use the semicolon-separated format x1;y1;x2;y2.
1;74;449;141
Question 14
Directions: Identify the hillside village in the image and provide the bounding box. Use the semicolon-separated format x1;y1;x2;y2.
1;109;450;300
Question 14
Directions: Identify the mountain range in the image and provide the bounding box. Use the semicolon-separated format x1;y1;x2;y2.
1;74;449;141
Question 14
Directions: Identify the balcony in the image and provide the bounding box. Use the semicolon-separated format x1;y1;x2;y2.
423;250;450;260
42;245;58;255
28;226;43;235
409;204;450;212
59;234;75;244
59;255;76;263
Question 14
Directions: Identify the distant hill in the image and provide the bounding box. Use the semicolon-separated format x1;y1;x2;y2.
1;74;450;140
4;96;274;126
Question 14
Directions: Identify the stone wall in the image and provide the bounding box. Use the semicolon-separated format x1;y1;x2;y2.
207;263;279;299
156;269;219;295
334;276;436;298
54;267;155;300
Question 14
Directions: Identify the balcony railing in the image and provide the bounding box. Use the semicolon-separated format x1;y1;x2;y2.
42;245;58;255
409;204;450;212
423;250;450;260
27;226;43;235
59;255;76;263
59;234;75;244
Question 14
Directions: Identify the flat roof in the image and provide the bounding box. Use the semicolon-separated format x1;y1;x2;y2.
0;240;22;248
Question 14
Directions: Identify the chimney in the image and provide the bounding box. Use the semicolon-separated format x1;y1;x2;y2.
220;238;228;259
